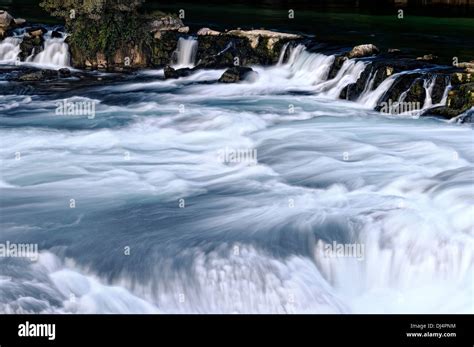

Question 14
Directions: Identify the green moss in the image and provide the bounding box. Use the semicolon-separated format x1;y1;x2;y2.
67;11;151;62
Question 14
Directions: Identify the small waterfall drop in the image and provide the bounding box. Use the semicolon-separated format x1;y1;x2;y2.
32;35;71;67
277;42;290;66
0;37;22;62
358;73;400;108
0;31;71;67
285;45;335;86
173;37;198;68
319;59;367;98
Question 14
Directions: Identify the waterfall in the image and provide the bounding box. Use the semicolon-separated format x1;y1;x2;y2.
277;42;290;65
173;37;198;68
0;31;71;67
32;36;71;67
285;45;335;86
439;81;451;106
360;69;376;96
357;73;400;108
421;76;436;109
0;37;21;62
319;59;367;98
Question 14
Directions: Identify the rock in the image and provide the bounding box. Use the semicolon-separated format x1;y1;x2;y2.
375;73;423;108
430;75;450;104
58;68;71;78
0;10;26;39
404;78;426;105
218;66;255;83
19;35;44;61
425;105;473;122
0;10;13;31
29;29;44;37
150;31;181;66
457;61;474;72
149;16;185;33
347;44;379;59
340;63;380;101
27;27;47;36
197;27;221;36
388;48;401;53
446;82;474;111
13;18;26;26
424;82;474;120
163;65;194;79
457;61;474;68
457;108;473;123
51;30;63;38
327;55;347;80
417;54;438;62
227;29;301;50
0;10;13;37
17;69;58;82
424;106;462;119
451;72;472;85
367;58;433;89
96;53;107;70
196;30;296;69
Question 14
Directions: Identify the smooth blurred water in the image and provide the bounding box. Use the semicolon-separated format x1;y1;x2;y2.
0;46;473;314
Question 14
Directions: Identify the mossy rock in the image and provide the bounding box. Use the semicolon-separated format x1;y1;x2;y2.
19;35;44;61
451;72;472;85
447;83;474;111
404;78;426;106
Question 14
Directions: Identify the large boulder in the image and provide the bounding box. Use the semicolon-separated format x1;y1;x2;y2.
150;16;186;39
196;30;300;69
0;11;25;38
0;10;14;38
218;66;255;83
58;68;71;78
347;44;379;59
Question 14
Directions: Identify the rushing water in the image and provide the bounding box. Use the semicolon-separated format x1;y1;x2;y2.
0;43;473;314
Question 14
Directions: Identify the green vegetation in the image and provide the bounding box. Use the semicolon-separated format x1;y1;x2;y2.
39;0;150;64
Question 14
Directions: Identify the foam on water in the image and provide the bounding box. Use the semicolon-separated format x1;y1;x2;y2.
0;40;472;314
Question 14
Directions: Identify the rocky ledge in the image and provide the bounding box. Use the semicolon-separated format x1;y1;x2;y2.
0;5;472;121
